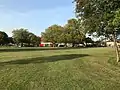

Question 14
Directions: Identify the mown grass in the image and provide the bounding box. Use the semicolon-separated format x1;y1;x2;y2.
0;47;120;90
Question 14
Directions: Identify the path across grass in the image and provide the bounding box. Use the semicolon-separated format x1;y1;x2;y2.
0;47;120;90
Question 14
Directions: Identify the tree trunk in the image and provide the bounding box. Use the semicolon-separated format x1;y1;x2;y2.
64;43;67;47
112;33;120;62
21;43;23;47
28;43;30;46
52;43;55;47
72;43;75;47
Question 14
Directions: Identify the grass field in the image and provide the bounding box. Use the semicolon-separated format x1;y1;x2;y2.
0;47;120;90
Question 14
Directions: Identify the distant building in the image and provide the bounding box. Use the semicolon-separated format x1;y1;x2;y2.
106;40;120;47
39;37;53;47
40;42;53;47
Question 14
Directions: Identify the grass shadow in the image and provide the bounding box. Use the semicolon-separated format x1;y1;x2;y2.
0;54;89;65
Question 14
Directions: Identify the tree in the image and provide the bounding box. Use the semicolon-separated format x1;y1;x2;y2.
12;28;40;47
64;18;85;47
58;28;71;47
28;33;40;46
8;37;14;44
41;24;64;47
74;0;120;62
0;31;9;45
35;36;40;47
84;37;94;46
12;28;30;47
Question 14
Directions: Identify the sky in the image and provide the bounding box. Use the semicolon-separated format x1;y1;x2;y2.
0;0;75;37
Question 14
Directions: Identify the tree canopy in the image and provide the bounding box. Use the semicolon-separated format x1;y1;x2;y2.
12;28;40;47
74;0;120;62
41;19;85;47
0;31;9;45
75;0;120;36
64;18;85;47
41;24;64;46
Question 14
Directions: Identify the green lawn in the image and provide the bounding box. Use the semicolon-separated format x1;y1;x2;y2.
0;47;120;90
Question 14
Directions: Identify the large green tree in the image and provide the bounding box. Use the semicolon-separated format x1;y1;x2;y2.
64;18;85;47
0;31;9;45
58;28;71;47
12;28;40;47
74;0;120;62
12;28;30;47
28;33;40;46
41;24;64;47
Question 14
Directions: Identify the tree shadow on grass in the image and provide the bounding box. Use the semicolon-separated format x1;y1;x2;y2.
0;54;89;65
